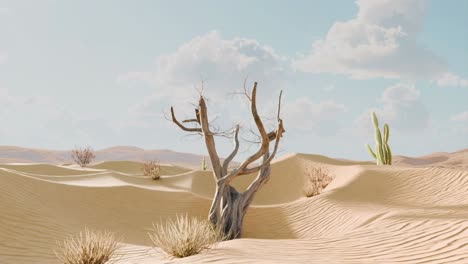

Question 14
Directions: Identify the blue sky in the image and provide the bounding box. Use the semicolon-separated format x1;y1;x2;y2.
0;0;467;160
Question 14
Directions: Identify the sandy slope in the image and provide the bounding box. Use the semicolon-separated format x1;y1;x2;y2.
1;152;468;263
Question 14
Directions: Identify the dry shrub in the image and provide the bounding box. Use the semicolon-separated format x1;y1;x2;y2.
71;146;96;167
304;166;333;197
142;160;161;180
55;229;120;264
148;214;224;258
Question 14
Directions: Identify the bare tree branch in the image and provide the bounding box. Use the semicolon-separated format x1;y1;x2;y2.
170;107;202;133
222;125;240;174
182;119;198;123
218;86;284;183
198;96;223;178
277;90;283;121
232;82;270;173
241;119;283;175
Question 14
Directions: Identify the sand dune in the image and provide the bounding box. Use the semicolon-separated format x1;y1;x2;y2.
393;148;468;170
89;160;191;175
1;150;468;263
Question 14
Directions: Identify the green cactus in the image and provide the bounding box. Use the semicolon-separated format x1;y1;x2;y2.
201;156;207;171
365;112;392;165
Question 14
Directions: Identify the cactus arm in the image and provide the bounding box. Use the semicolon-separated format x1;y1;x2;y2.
383;124;389;143
371;112;379;128
371;113;384;165
365;144;377;160
386;147;392;165
201;156;207;170
383;123;391;165
374;128;384;165
382;143;389;165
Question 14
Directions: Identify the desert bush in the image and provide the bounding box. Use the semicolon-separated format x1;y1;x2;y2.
142;160;161;180
303;166;333;197
55;228;120;264
148;214;224;258
71;146;96;167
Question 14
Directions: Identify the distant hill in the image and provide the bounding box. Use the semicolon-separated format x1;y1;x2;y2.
0;146;209;169
393;148;468;170
0;145;466;170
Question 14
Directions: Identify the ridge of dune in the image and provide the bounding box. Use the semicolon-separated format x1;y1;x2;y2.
393;148;468;169
89;160;191;175
99;146;146;152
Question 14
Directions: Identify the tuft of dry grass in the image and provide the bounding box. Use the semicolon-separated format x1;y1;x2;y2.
148;214;224;258
55;229;120;264
142;160;161;180
303;166;333;197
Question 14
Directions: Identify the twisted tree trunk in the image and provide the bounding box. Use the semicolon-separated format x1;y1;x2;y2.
170;82;284;239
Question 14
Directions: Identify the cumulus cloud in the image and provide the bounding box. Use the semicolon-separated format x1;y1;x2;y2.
380;82;420;103
293;0;465;86
283;98;346;136
357;83;429;132
434;72;468;88
120;31;288;131
120;31;286;100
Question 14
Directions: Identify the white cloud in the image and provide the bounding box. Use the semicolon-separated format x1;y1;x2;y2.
356;0;425;33
283;98;346;135
292;0;464;85
120;31;289;133
380;82;420;103
120;31;287;101
357;83;429;132
434;72;468;88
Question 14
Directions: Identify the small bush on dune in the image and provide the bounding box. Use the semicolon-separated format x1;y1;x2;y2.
71;146;96;168
55;228;120;264
148;214;224;258
303;166;333;197
142;160;161;180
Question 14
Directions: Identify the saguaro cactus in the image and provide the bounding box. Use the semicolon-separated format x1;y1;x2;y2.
201;156;207;170
365;112;392;165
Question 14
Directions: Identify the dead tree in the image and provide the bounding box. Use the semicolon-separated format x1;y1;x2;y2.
170;82;284;239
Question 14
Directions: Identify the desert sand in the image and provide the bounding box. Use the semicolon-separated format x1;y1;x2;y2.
1;150;468;263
